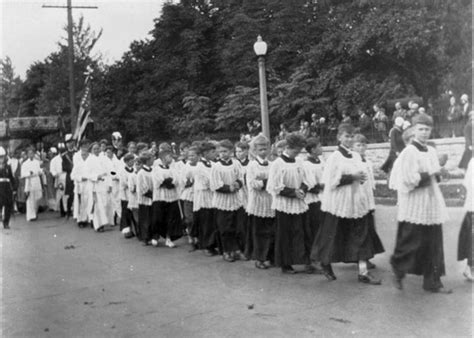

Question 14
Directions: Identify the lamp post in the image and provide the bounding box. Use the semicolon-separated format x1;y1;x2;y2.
253;35;270;141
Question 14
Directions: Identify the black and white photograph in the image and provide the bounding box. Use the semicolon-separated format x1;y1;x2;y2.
0;0;472;336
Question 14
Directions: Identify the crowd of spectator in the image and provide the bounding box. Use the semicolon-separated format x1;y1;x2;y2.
270;93;471;146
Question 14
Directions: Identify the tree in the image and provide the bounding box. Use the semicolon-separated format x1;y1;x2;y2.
18;15;103;131
0;56;23;117
215;86;260;135
16;0;471;141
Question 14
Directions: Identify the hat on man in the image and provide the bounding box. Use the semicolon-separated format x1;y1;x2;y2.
65;134;73;143
50;147;58;154
112;131;122;140
412;113;433;127
0;146;5;157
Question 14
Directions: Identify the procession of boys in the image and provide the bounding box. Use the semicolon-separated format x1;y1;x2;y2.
1;111;472;297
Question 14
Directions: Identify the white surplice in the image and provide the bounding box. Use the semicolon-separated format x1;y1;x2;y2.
86;154;113;229
50;154;67;212
71;152;91;223
21;158;43;221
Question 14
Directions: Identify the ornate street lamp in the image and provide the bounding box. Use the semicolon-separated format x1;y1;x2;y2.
253;35;270;141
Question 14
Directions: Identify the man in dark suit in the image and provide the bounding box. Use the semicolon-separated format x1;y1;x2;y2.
62;134;76;218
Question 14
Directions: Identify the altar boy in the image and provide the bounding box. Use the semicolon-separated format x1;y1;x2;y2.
210;140;245;262
136;152;154;244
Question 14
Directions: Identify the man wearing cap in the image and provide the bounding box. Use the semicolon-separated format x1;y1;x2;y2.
0;147;16;229
62;134;76;218
389;113;451;293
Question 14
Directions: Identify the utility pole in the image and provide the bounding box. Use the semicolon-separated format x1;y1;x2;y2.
42;1;98;133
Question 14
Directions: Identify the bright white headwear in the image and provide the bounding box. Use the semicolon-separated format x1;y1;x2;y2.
410;103;419;110
50;147;58;154
0;146;5;156
112;131;122;139
65;134;73;142
394;117;404;127
402;121;411;130
461;94;469;102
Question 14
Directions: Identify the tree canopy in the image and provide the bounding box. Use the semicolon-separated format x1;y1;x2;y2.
3;0;471;142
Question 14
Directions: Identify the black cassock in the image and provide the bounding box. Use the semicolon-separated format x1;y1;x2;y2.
61;150;75;196
0;161;16;227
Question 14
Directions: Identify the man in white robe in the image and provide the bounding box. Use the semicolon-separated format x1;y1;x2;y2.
71;140;92;227
21;148;43;221
104;146;122;225
87;143;112;231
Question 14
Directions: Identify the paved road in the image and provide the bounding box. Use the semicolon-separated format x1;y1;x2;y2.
1;206;472;337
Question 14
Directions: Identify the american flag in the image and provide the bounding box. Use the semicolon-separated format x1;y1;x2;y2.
73;66;93;142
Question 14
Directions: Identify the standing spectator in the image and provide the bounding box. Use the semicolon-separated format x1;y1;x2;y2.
299;121;310;138
373;107;389;142
341;112;352;124
447;96;462;137
357;108;372;137
392;102;407;122
318;117;328;145
310;113;320;137
327;114;339;145
247;120;261;136
461;94;471;119
459;111;473;169
406;101;419;123
381;117;406;174
276;123;289;142
460;94;471;121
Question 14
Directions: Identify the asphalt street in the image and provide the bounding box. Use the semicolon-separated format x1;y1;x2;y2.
1;206;472;337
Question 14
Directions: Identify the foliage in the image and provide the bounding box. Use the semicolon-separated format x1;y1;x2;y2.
215;86;260;133
10;0;472;141
0;56;23;117
17;14;103;131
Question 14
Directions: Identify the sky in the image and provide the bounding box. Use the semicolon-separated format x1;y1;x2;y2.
1;0;167;79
